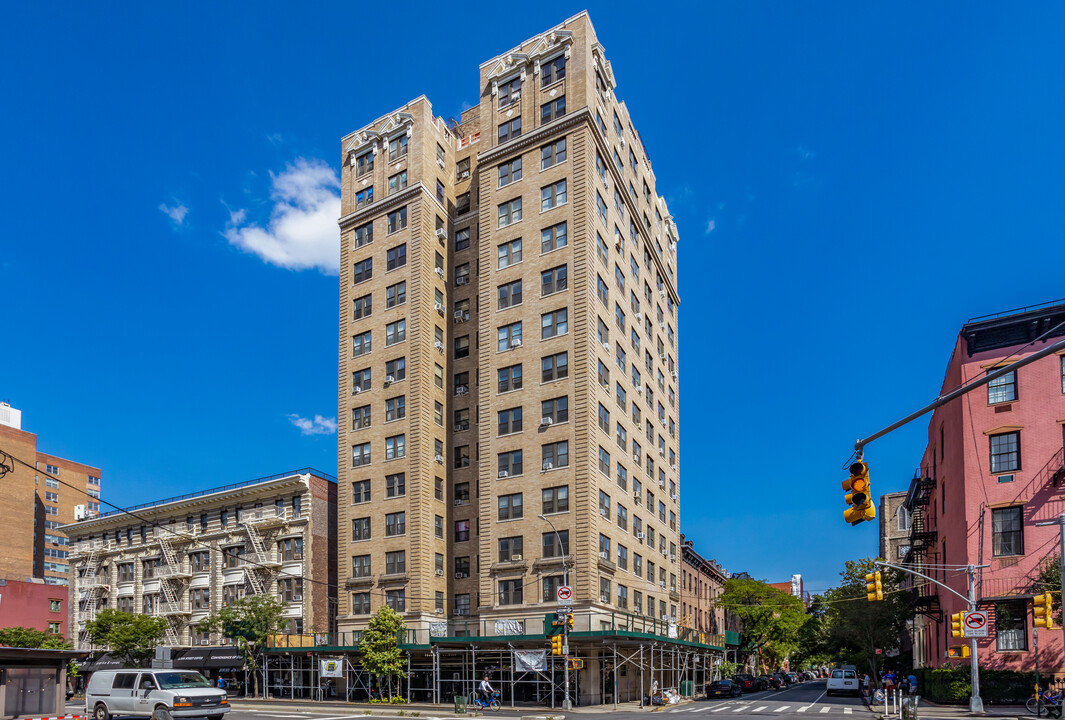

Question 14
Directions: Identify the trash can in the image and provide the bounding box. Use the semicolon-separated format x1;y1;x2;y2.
681;681;694;697
455;695;468;714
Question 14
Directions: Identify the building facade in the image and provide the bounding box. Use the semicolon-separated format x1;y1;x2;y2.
63;469;336;650
0;402;102;587
0;579;68;636
679;537;731;637
336;12;682;638
878;491;910;563
903;300;1065;671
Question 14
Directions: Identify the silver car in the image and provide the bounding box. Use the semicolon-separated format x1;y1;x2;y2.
86;670;230;720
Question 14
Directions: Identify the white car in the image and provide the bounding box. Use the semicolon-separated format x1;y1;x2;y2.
826;667;859;696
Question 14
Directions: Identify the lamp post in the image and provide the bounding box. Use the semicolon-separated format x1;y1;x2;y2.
539;514;571;710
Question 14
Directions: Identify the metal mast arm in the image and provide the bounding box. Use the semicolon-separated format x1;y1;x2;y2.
874;560;978;605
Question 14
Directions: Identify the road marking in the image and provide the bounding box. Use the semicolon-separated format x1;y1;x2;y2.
753;707;767;713
711;706;730;712
844;709;852;714
820;708;831;713
774;707;791;712
797;708;809;713
732;707;746;712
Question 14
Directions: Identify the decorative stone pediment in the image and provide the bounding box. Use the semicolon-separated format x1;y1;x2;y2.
380;111;415;137
591;42;617;89
487;52;530;82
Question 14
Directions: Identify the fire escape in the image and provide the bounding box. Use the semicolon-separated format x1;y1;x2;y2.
904;473;939;619
76;545;109;645
242;507;286;597
156;524;194;644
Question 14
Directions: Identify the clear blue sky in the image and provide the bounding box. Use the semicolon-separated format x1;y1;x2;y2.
3;2;1063;594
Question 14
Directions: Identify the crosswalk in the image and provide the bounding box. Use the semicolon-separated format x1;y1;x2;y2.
670;704;854;714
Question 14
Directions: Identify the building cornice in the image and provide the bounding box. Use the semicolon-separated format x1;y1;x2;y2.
338;182;445;231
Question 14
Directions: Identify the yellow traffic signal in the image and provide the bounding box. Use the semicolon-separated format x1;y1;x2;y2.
947;645;970;658
551;634;563;656
1035;591;1054;629
566;613;575;630
951;611;965;638
865;571;883;601
843;462;876;526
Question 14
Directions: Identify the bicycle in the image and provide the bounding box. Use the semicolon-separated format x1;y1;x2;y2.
1027;689;1063;715
474;692;501;711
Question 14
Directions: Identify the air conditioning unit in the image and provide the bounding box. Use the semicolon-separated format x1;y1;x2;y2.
456;607;470;615
498;471;509;479
633;453;640;462
436;569;444;576
384;375;395;385
454;499;465;506
670;554;676;562
435;608;444;613
435;341;445;351
542;462;554;471
670;463;677;471
454;424;466;432
615;241;622;252
456;385;469;395
435;454;445;464
635;387;643;395
601;341;610;352
454;311;467;322
456;276;469;285
671;370;678;379
670;493;678;501
510;338;522;348
455;572;468;579
599;552;609;560
659;448;665;457
510;554;522;561
435;267;445;277
659;581;666;588
435;302;446;314
634;492;641;501
659;289;666;297
435;227;447;238
459;170;471;180
660;352;667;361
659;479;666;488
636;532;646;540
353;386;363;394
599;509;608;517
634;312;642;321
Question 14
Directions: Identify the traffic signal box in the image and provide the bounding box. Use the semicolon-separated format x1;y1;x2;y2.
551;634;564;656
947;646;970;658
1035;591;1055;629
951;611;965;638
865;571;883;601
843;462;876;526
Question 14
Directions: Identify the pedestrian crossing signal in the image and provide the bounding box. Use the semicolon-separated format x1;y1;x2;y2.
947;645;970;658
843;461;876;526
551;634;563;656
951;611;965;638
865;571;883;601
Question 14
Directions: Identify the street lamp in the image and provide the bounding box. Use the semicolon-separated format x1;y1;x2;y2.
538;514;571;711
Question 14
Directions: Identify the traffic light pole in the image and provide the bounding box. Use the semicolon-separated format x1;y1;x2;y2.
853;334;1065;455
540;514;572;711
1034;514;1065;654
877;561;987;713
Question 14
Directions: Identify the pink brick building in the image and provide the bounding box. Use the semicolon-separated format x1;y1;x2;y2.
905;300;1065;671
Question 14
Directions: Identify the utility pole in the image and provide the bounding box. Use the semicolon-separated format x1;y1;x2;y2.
1034;513;1065;653
540;514;572;710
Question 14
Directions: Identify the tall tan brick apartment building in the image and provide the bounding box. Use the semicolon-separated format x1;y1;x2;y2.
336;12;684;640
0;402;102;587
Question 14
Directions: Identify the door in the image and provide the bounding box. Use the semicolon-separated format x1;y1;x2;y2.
136;673;158;714
4;668;57;717
111;672;138;713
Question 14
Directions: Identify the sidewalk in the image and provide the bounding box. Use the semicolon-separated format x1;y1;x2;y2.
229;696;659;716
863;695;1028;719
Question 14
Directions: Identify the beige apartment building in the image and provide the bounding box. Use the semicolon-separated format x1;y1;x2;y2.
336;11;684;640
63;469;336;651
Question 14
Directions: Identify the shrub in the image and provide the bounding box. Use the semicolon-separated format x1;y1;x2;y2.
913;667;1039;705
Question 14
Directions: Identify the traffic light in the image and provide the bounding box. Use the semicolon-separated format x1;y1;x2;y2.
843;461;876;525
1035;591;1055;629
951;611;965;638
947;645;970;658
865;571;883;602
551;633;563;656
566;613;575;631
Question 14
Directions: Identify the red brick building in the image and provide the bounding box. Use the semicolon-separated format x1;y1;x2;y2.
0;579;68;636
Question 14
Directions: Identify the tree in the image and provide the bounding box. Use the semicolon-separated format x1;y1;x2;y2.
790;596;832;670
200;594;286;698
0;626;71;650
85;609;169;668
1034;554;1062;625
360;606;407;700
714;578;807;673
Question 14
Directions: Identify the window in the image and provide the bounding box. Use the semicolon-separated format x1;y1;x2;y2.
387;207;407;234
191;588;210;611
278;538;303;561
596;276;609;307
351;592;371;614
897;506;912;532
542;352;568;382
541;221;567;253
386;243;407;271
351;480;370;503
541;179;567;211
542;55;566;86
498;364;523;392
385;396;406;422
996;599;1028;651
543;486;569;515
386;281;406;308
387;170;407;195
455;445;470;468
598;403;611;433
352;404;372;431
596;233;609;265
615;303;626;331
599;447;611;475
495;279;523;310
498;198;522;228
457;192;471;215
435;515;444;538
992;506;1024;556
542;440;569;470
45;491;59;503
499;536;523;562
596;192;608;223
385;357;405;383
353;221;373;248
385;319;406;345
541;96;566;124
541;265;567;296
541;138;567;169
987;369;1017;404
498;76;521;108
385;551;406;575
498;238;522;268
355;187;374;208
354;151;374;176
385;512;406;536
455;520;470;542
455;227;470;251
498;493;523;520
456;157;471;181
541;308;568;339
449;335;468;360
498;578;523;605
388;135;408;161
386;473;406;498
498;449;523;476
990;432;1021;473
352;258;373;284
385;589;405;612
351;442;371;467
498;321;522;351
598;359;610;387
498;117;522;143
436;179;445;203
542;396;569;424
617;546;628;572
352;330;371;357
498;158;522;187
617;423;628;450
498;407;523;435
385;434;406;460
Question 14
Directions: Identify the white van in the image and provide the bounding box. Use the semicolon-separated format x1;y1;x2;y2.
86;669;229;720
826;666;859;696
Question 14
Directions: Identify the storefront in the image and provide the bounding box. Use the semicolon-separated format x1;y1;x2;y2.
173;648;248;697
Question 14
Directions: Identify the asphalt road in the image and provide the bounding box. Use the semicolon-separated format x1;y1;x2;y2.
66;681;864;720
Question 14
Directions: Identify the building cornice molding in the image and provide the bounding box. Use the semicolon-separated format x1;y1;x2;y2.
476;108;591;166
338;183;431;230
982;424;1024;436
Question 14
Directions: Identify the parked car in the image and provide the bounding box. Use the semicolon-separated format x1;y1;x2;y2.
787;673;800;684
733;674;758;692
708;679;743;699
86;669;230;720
756;675;773;690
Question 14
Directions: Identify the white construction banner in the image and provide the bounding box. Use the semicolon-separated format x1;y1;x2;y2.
515;650;547;672
430;622;449;637
495;619;523;636
667;623;678;639
319;658;343;678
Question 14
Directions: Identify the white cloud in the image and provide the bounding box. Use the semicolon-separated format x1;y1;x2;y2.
224;158;341;274
159;202;188;226
287;413;337;436
705;219;716;234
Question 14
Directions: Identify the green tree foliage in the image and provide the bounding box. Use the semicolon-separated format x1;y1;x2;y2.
200;594;286;698
1034;554;1062;624
359;606;408;700
714;578;807;673
790;596;832;670
85;609;169;668
0;626;71;649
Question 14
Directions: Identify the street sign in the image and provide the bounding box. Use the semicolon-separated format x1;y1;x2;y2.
557;585;572;603
964;611;988;637
875;649;882;655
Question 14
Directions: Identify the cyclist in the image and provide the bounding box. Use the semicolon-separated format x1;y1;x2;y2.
479;675;495;705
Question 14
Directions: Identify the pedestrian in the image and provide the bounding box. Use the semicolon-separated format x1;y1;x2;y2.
907;673;918;697
884;671;896;694
863;674;871;700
